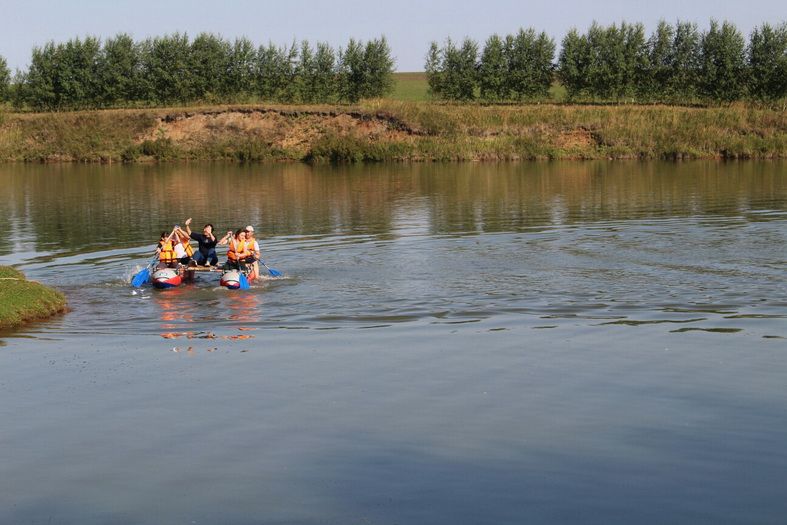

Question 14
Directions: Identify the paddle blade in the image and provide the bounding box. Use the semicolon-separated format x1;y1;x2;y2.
131;267;151;287
267;267;283;277
239;272;250;290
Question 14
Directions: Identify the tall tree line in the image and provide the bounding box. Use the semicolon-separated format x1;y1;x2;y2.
3;33;394;109
426;29;556;101
426;20;787;103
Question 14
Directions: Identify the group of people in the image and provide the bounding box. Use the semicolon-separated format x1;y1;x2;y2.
156;218;263;279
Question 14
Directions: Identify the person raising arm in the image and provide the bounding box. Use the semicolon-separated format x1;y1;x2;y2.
184;218;219;266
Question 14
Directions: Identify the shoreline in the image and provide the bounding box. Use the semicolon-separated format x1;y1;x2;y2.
1;102;785;162
0;266;67;330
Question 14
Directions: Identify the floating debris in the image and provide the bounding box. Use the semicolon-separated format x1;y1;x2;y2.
187;331;217;339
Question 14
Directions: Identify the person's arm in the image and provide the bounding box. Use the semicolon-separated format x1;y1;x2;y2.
217;231;232;246
184;218;192;236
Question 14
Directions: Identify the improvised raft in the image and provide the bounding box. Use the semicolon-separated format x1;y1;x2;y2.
132;225;282;290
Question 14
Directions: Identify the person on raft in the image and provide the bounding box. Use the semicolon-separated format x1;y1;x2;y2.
173;226;195;266
184;218;219;267
156;231;178;269
245;225;261;279
219;228;252;272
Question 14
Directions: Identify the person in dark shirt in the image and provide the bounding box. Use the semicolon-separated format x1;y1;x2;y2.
184;218;219;266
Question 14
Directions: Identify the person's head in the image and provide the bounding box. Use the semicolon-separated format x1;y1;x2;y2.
235;228;246;240
245;225;255;239
160;231;168;241
203;223;213;235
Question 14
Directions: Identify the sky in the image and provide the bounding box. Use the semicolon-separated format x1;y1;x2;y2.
1;0;785;72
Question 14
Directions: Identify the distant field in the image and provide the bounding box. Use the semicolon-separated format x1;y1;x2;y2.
391;72;567;102
391;72;430;101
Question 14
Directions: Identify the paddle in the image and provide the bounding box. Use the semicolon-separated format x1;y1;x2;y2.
131;255;157;287
261;261;282;277
238;270;251;290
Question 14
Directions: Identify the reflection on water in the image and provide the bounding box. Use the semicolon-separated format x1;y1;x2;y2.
1;162;786;524
0;161;784;258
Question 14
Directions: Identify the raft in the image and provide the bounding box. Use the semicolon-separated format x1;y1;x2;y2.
149;264;255;290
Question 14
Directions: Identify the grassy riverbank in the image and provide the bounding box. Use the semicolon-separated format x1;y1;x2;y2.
0;266;67;330
1;101;785;162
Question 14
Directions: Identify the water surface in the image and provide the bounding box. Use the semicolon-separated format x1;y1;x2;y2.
1;162;785;524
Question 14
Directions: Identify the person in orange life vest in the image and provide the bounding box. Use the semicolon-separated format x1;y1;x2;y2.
219;229;251;271
156;231;178;269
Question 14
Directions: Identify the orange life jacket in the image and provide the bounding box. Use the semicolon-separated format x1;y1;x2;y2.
180;238;194;257
159;239;176;263
227;239;249;261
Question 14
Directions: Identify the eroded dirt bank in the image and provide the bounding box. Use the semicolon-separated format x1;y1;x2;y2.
1;102;785;162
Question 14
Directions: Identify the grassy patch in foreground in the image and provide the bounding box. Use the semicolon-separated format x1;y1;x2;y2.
0;266;67;330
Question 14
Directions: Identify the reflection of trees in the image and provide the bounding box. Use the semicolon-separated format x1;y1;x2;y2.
0;161;784;256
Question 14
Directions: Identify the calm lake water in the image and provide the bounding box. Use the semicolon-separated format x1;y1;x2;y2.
1;162;785;524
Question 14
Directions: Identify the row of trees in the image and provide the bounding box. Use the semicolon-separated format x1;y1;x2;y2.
0;33;394;109
427;29;556;101
426;20;787;103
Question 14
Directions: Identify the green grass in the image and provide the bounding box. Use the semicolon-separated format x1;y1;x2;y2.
391;72;430;101
0;266;67;330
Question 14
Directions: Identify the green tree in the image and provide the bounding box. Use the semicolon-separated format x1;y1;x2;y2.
337;38;366;102
505;28;555;100
255;42;298;102
506;30;533;99
558;29;590;100
21;43;57;109
648;21;675;100
748;23;787;101
256;43;282;100
56;37;102;108
97;33;140;106
425;41;444;98
668;21;702;100
0;55;9;102
700;20;747;102
478;34;507;100
297;40;317;102
140;33;193;104
225;37;257;98
280;41;300;102
190;33;230;100
440;38;478;101
8;69;27;108
577;22;649;100
23;37;101;109
363;37;395;98
313;42;337;103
